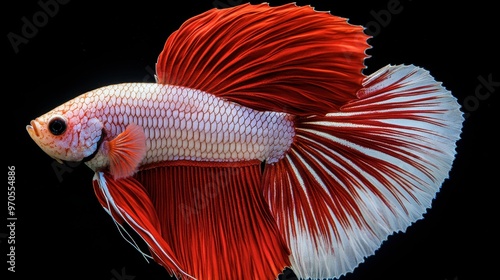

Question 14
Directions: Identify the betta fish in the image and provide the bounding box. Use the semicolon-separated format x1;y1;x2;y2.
26;3;463;280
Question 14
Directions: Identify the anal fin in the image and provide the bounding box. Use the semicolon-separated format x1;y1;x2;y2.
135;160;291;279
92;172;193;279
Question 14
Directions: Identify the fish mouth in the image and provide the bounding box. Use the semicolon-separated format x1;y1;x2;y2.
26;120;65;164
26;120;40;138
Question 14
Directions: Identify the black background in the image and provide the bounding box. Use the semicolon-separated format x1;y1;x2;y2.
3;0;497;280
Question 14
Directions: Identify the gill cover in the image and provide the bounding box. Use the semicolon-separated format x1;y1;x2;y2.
27;112;104;163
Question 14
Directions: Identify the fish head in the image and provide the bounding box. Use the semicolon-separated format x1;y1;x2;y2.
26;104;104;164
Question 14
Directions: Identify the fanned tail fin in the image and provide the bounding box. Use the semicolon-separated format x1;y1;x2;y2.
263;64;463;279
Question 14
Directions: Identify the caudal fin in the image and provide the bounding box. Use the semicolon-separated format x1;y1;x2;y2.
263;64;463;279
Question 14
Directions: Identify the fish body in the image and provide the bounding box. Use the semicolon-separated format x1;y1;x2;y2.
28;83;295;178
26;3;463;280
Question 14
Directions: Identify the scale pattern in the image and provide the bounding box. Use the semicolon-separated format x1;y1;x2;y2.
70;83;296;171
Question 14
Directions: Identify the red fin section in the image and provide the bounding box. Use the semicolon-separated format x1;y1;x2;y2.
156;3;369;115
262;65;463;279
107;123;147;179
134;160;291;279
92;172;194;279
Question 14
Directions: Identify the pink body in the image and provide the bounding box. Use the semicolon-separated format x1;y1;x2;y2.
29;83;295;172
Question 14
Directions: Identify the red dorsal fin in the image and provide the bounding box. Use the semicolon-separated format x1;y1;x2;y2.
134;160;291;279
156;3;369;115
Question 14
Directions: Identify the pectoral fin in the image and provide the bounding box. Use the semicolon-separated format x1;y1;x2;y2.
107;123;147;179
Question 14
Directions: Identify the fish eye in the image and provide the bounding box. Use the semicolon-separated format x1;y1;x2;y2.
48;116;67;136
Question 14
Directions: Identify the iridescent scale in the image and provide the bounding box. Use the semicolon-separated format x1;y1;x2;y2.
77;83;295;171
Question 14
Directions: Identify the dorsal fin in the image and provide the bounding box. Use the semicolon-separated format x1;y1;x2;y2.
156;3;370;116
